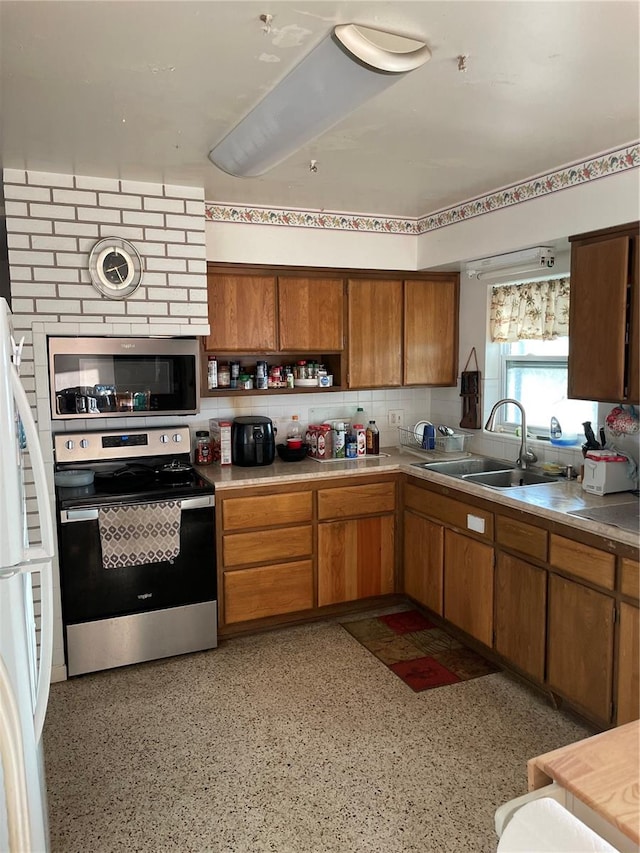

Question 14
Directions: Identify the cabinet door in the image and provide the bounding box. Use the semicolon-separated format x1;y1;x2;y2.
628;235;639;403
616;602;639;725
347;279;402;388
494;553;546;681
547;574;614;723
278;277;344;351
403;278;458;386
443;529;494;646
403;510;443;614
318;515;395;606
223;560;314;624
205;273;277;351
568;236;629;401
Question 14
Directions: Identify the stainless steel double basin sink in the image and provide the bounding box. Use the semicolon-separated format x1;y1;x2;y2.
411;456;560;490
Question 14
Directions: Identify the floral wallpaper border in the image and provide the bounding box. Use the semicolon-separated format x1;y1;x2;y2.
205;142;639;236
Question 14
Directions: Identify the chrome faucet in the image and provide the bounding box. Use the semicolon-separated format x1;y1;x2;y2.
484;399;538;469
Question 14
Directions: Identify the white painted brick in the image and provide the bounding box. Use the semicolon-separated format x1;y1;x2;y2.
54;221;99;237
30;203;76;221
98;225;144;241
27;171;74;188
9;250;55;266
37;298;80;313
188;259;207;274
125;287;148;302
165;184;204;200
169;302;208;317
60;314;90;324
130;323;156;334
4;184;51;202
140;272;167;286
98;192;142;209
15;283;58;298
185;324;210;335
188;288;208;302
58;284;97;298
8;234;30;249
167;243;205;259
168;272;204;287
7;217;52;234
145;228;185;242
185;200;205;216
32;235;78;251
121;179;164;196
78;207;121;223
100;224;144;241
78;238;98;253
75;320;107;333
34;268;79;283
186;230;206;245
108;323;132;334
75;175;120;191
148;287;188;301
144;196;184;213
122;210;164;227
9;267;33;281
139;242;166;257
3;168;26;183
146;257;187;272
52;189;98;206
55;253;87;268
82;300;126;314
166;213;202;230
5;202;29;217
126;301;169;316
11;298;35;313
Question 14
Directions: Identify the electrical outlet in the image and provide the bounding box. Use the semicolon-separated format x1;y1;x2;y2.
388;409;404;426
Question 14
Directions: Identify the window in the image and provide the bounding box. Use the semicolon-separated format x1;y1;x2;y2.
499;338;597;438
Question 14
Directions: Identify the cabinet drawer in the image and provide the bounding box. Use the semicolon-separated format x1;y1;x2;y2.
317;481;395;520
496;515;548;561
404;482;493;540
620;557;640;601
549;534;615;590
223;525;312;568
222;491;312;532
223;560;314;624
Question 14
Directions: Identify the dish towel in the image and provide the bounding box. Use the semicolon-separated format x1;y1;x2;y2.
98;501;181;569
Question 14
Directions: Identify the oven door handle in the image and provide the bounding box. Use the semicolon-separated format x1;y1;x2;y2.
60;494;215;523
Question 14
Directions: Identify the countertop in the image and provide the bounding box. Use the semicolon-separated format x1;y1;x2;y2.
196;447;639;549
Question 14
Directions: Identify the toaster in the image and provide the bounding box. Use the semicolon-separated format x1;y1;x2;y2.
231;416;276;467
582;452;637;495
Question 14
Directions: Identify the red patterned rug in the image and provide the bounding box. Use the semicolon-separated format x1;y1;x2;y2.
341;609;499;692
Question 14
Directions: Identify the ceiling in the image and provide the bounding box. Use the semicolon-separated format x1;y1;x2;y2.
0;1;638;219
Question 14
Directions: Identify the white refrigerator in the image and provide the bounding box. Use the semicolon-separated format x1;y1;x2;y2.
0;297;54;852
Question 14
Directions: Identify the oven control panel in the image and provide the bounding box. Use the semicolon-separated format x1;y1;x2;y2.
54;426;190;464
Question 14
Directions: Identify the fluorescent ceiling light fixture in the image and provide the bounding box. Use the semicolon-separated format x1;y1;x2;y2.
465;247;555;279
208;24;431;178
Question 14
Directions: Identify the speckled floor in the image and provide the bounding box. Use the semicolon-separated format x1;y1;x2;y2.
44;614;594;853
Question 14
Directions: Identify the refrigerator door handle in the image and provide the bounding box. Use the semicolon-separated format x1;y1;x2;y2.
9;365;54;742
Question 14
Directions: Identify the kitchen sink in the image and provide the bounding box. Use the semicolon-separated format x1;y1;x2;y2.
411;457;516;476
462;470;559;489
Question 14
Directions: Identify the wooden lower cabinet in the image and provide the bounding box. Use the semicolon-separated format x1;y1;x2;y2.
224;561;314;624
547;573;615;723
318;515;395;606
616;602;639;725
443;529;494;646
494;552;546;681
403;510;444;614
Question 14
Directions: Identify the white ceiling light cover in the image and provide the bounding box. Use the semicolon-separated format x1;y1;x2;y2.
208;24;431;178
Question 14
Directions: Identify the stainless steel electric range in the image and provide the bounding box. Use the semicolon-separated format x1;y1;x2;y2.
54;426;217;676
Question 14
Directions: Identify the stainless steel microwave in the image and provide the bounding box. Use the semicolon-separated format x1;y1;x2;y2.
48;336;200;420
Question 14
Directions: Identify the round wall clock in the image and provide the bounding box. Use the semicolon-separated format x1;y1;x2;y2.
88;237;144;299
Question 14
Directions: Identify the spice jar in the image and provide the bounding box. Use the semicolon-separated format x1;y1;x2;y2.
194;430;212;465
218;364;231;387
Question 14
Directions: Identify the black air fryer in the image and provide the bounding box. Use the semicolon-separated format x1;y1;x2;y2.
231;416;276;467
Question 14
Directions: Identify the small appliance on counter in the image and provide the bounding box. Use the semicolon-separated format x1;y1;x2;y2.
231;416;276;467
582;450;637;495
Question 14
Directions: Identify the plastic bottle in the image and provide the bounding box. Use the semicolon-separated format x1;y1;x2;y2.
287;415;302;448
354;406;367;430
333;422;346;458
366;420;379;455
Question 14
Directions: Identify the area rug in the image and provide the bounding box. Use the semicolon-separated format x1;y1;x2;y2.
341;609;499;692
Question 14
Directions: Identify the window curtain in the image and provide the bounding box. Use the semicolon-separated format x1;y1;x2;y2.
489;277;570;342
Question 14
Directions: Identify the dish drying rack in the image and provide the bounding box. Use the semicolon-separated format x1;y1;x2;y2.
397;426;473;460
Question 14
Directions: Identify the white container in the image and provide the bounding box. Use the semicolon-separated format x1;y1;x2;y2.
582;453;636;495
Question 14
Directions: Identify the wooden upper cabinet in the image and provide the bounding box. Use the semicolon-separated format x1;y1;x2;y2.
205;272;277;352
278;277;344;351
404;277;459;386
347;278;403;388
568;224;639;403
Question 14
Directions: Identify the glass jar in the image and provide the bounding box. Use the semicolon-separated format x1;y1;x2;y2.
194;430;212;465
218;364;231;387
